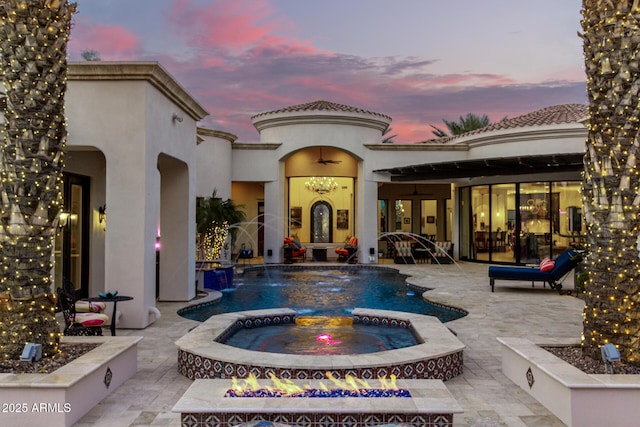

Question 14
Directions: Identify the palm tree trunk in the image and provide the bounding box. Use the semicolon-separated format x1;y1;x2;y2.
581;0;640;363
0;0;76;359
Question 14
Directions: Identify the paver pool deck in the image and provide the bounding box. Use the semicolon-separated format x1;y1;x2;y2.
73;261;583;427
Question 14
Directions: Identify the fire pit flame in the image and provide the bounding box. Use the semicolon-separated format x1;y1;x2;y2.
225;372;409;398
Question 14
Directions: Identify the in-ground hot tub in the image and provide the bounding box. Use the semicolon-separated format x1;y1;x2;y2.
222;315;420;355
176;308;465;381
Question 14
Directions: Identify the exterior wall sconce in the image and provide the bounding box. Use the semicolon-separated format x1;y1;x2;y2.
98;204;106;224
172;113;183;123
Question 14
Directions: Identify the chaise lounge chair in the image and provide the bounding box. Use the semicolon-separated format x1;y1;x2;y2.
488;249;582;294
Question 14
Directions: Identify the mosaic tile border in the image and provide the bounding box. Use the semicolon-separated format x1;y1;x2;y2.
178;297;222;316
181;411;454;427
178;348;463;382
241;264;405;275
215;313;296;343
352;314;412;329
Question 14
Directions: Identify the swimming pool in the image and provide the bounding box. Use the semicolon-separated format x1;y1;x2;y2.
180;266;466;323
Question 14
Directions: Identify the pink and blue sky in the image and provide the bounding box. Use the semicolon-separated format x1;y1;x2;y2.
70;0;586;143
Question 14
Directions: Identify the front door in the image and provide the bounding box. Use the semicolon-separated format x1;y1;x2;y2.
311;201;333;243
54;173;90;298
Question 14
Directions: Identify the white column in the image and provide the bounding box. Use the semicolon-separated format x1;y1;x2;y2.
357;176;380;264
104;153;158;329
263;178;285;263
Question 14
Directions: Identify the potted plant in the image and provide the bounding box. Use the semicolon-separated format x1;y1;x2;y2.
196;190;246;261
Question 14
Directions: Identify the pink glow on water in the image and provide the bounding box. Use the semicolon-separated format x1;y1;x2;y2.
316;334;342;345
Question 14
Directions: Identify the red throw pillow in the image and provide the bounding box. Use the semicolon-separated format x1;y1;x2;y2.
540;258;555;272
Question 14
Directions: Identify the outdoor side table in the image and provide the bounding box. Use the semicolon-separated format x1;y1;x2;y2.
83;295;134;336
312;247;328;262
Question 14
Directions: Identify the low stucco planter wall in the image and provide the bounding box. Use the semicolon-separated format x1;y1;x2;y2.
0;335;142;427
499;337;640;427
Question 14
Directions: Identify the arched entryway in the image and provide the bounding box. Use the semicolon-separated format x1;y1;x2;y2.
284;146;357;247
157;153;191;300
310;201;333;243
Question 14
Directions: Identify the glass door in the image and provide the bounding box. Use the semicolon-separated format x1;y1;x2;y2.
471;186;490;261
518;182;550;264
420;199;437;241
490;184;515;262
310;201;332;243
54;174;90;298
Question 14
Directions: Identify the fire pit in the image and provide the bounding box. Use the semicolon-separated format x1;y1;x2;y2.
173;376;462;427
224;372;411;398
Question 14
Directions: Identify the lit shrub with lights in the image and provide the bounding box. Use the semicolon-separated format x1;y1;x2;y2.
0;0;76;359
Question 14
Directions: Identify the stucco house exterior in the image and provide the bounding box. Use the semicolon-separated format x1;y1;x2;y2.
217;102;586;267
2;61;586;330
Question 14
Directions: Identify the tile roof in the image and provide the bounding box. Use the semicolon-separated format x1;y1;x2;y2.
251;100;392;121
419;104;588;144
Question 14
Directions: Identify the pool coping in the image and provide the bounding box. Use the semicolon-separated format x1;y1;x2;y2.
175;308;465;381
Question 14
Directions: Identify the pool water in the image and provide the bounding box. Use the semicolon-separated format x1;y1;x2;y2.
222;316;419;355
182;268;466;323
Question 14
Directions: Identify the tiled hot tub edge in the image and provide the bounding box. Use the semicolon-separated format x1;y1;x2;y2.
176;308;464;382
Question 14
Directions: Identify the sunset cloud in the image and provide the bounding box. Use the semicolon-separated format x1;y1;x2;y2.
166;0;315;55
69;1;587;143
69;21;140;60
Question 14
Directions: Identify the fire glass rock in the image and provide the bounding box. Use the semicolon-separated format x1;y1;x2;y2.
224;388;411;398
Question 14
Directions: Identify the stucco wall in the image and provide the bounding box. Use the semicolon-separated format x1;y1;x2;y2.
65;63;206;328
196;129;234;199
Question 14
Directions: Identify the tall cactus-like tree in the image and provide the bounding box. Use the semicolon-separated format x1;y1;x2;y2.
0;0;76;359
580;1;640;363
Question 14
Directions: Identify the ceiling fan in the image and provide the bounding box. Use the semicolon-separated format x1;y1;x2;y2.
315;147;341;165
398;184;434;197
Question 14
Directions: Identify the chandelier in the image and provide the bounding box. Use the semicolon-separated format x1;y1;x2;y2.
305;176;339;194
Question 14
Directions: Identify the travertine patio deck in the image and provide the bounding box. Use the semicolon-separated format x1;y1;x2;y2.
72;261;583;427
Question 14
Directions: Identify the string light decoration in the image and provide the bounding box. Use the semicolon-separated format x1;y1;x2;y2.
0;0;77;359
580;1;640;364
195;192;246;262
198;223;229;261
